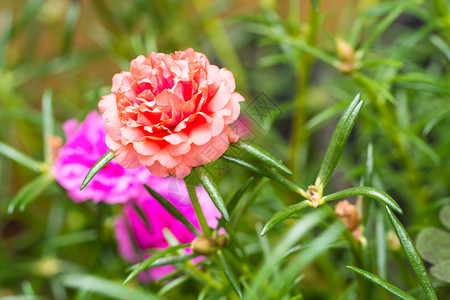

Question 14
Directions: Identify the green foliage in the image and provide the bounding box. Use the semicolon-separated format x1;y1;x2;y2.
1;0;449;299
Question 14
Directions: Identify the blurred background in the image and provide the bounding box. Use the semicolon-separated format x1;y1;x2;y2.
1;0;449;299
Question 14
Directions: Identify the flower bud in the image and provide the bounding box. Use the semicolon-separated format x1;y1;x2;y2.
214;233;229;248
47;136;63;162
335;200;360;239
191;236;216;255
336;38;356;74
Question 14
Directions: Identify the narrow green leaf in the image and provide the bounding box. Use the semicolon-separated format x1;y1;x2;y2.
80;150;115;190
8;175;54;214
232;140;292;175
359;4;406;54
422;108;450;136
305;100;349;132
261;201;310;236
0;141;43;172
221;155;305;195
316;95;364;188
386;208;437;300
402;130;440;165
322;186;402;214
42;90;54;162
0;10;13;72
217;250;242;298
61;0;80;54
286;37;339;67
157;275;189;297
193;166;229;222
365;143;374;184
430;35;450;62
144;185;200;236
347;266;416;300
60;274;163;300
123;243;190;284
376;209;387;279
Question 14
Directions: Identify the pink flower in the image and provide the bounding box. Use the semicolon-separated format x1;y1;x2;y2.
99;48;244;178
53;111;157;204
114;177;221;282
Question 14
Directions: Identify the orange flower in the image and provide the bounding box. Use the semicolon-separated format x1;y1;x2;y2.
99;49;244;178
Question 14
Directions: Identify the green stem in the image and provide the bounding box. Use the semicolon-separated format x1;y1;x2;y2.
185;178;211;236
289;1;321;180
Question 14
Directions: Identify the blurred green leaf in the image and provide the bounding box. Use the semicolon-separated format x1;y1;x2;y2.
416;227;450;264
157;275;189;297
123;243;190;284
42;90;54;162
359;3;406;54
439;206;450;230
285;36;339;67
0;10;13;72
80;150;115;190
44;230;97;251
232;140;292;175
430;260;450;283
347;266;416;300
221;155;305;195
354;73;397;104
61;0;80;54
274;221;345;298
142;254;198;269
144;185;200;236
386;208;437;300
401;130;440;165
0;141;43;173
261;201;310;236
316;94;364;188
323;186;403;214
217;250;242;298
60;274;164;300
247;208;329;297
217;177;254;229
193;166;230;222
422;108;450;136
376;209;387;279
430;34;450;62
310;0;319;12
305;101;349;132
8;174;54;214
